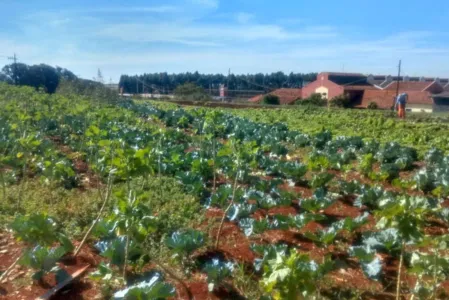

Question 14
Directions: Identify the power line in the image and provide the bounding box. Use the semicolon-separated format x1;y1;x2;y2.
7;53;18;85
135;77;164;93
234;75;276;92
393;59;402;108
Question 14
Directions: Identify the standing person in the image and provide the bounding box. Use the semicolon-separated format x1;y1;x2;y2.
395;93;408;119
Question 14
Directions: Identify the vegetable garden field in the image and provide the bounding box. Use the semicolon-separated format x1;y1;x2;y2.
1;83;449;299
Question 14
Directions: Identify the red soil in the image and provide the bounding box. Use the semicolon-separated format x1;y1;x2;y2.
0;233;102;299
212;222;255;264
267;206;297;216
323;199;363;219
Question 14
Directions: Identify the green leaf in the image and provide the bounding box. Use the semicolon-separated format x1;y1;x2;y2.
32;270;45;281
217;147;232;157
164;229;205;256
362;257;382;280
55;269;71;284
89;262;114;282
58;234;74;253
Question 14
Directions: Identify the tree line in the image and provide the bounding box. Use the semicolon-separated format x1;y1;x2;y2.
119;71;317;94
0;63;119;103
0;63;79;93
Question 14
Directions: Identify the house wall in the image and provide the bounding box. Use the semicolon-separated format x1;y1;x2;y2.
302;73;344;99
315;86;329;99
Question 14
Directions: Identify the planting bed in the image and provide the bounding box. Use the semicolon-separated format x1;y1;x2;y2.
1;84;449;299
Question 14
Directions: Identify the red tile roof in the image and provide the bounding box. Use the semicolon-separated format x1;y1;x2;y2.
383;81;441;92
344;85;379;91
359;90;433;109
248;94;263;103
248;88;302;105
444;83;449;91
320;72;365;77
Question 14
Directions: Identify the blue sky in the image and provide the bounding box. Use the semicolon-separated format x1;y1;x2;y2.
1;0;448;82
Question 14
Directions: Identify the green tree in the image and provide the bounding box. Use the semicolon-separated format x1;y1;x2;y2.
1;63;60;93
262;94;280;105
174;82;204;96
296;93;326;106
330;94;351;108
174;82;211;101
2;63;30;85
0;72;11;83
367;101;379;109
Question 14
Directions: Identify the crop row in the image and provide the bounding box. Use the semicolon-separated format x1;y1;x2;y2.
0;84;448;299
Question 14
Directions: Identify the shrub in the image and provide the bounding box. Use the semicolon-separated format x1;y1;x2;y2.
330;94;351;108
174;82;204;96
174;83;211;101
296;93;326;106
261;94;280;105
185;93;212;102
367;101;379;109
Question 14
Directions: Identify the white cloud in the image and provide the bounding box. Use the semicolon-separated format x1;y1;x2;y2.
6;5;449;82
0;38;41;59
235;12;254;24
190;0;219;9
96;22;337;45
87;6;179;13
34;43;449;83
48;18;71;27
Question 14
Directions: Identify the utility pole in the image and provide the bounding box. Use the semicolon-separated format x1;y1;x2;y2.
7;53;18;85
393;59;402;109
226;68;230;102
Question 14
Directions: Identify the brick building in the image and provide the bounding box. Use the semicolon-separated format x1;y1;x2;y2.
248;71;449;112
299;72;449;112
301;72;375;102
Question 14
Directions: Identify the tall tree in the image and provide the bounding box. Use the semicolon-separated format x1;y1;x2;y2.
119;71;317;94
1;63;60;93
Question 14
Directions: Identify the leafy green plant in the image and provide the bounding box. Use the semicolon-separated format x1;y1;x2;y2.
348;245;382;280
280;161;308;182
165;229;205;258
300;188;335;213
310;172;334;189
113;271;176;299
409;235;449;300
379;163;400;181
354;186;387;208
290;213;326;229
375;195;439;299
304;227;339;246
203;259;234;292
358;153;375;175
96;190;157;279
251;244;289;272
20;245;69;281
239;218;270;236
260;251;333;299
90;262;124;299
1;213;74;282
227;203;257;221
